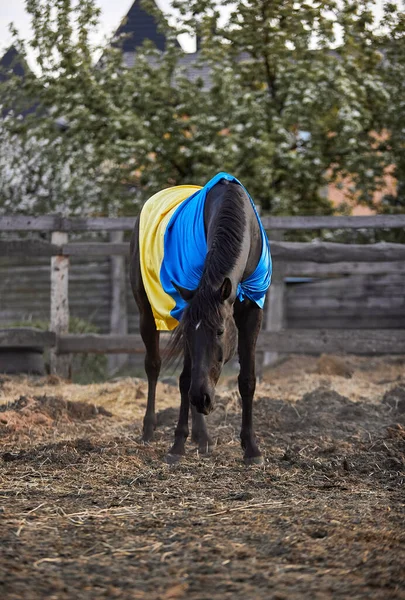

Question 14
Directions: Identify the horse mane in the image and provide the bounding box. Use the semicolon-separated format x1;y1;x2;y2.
164;182;247;365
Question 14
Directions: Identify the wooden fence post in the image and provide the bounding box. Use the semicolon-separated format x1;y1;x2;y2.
50;231;71;378
264;230;286;367
107;231;128;376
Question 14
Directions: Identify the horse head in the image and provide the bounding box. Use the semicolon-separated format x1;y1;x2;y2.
174;277;238;415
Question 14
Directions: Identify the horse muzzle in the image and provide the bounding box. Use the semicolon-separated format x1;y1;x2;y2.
189;385;214;415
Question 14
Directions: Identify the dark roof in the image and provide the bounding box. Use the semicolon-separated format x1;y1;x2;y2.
124;50;211;89
0;45;38;117
0;45;26;82
113;0;166;52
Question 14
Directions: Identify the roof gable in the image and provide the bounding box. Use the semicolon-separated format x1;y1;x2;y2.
0;46;26;82
113;0;166;52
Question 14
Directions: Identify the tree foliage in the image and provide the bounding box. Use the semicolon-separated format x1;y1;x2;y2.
375;2;405;215
0;0;144;215
0;0;403;216
173;0;404;213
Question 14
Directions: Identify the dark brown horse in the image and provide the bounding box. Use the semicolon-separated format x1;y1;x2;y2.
129;177;270;464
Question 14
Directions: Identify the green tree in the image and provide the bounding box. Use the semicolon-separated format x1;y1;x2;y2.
1;0;403;217
0;0;153;215
173;0;404;214
376;1;405;216
0;0;134;215
0;0;234;215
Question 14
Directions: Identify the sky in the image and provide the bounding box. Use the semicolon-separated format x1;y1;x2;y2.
0;0;194;64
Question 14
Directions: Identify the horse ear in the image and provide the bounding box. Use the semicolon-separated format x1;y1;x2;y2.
219;277;232;303
172;281;196;303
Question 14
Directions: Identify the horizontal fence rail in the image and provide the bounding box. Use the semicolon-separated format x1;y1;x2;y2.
0;328;56;348
1;214;405;232
269;241;405;262
262;214;405;230
57;330;405;356
2;239;405;262
0;215;136;232
2;329;405;356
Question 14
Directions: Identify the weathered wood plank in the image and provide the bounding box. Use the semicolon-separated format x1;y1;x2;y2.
287;272;404;289
288;287;405;300
55;329;405;355
56;334;158;354
3;284;111;294
262;214;405;230
0;312;50;324
288;318;405;329
289;309;405;322
50;232;70;378
257;329;405;354
289;297;405;309
284;261;405;276
0;265;50;275
0;215;61;231
2;327;403;354
289;313;405;326
0;328;56;348
264;230;285;366
0;241;126;257
0;240;59;257
0;268;110;282
63;243;129;257
61;217;136;232
108;231;128;375
0;215;136;232
2;238;405;262
3;239;405;262
272;242;405;263
2;214;405;231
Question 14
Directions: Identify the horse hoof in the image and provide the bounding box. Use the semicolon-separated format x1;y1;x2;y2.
141;430;155;443
140;435;153;444
165;453;183;465
198;443;215;455
244;455;264;466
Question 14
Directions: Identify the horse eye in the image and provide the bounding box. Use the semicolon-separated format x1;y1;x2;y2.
217;328;224;337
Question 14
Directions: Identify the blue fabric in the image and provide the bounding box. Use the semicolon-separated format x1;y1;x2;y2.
160;172;272;323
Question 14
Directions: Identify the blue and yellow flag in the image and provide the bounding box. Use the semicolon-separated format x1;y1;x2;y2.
139;173;272;331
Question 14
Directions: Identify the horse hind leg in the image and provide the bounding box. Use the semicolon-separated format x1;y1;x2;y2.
140;309;161;442
130;216;161;442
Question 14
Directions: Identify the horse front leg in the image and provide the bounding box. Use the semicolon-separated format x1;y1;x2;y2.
191;406;214;455
166;352;191;463
234;300;263;465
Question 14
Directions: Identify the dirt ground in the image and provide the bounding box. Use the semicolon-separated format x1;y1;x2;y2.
0;354;404;600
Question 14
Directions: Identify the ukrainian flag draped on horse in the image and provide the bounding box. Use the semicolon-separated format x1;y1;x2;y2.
139;172;271;331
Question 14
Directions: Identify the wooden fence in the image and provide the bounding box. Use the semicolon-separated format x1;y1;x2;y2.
1;214;405;377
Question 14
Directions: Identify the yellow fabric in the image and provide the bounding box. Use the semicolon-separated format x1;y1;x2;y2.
139;185;202;331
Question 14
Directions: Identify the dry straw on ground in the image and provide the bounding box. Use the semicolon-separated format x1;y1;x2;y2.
0;355;404;599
